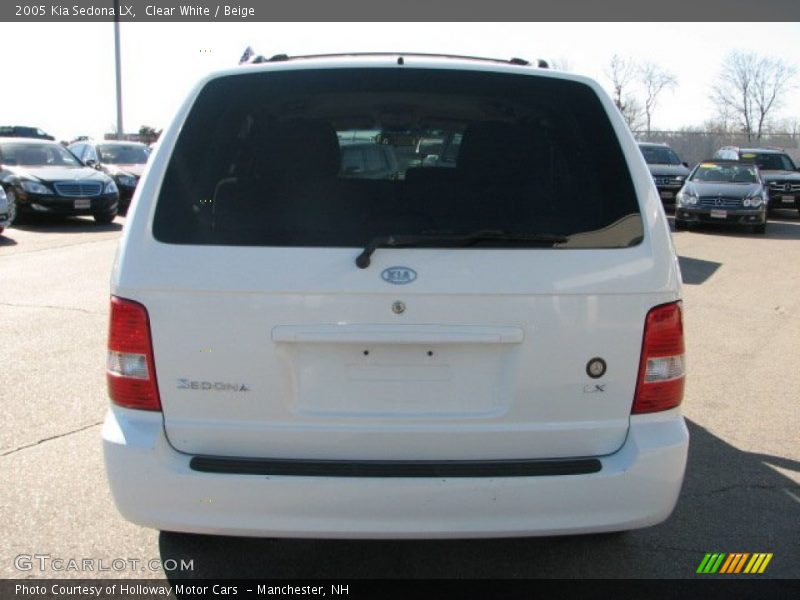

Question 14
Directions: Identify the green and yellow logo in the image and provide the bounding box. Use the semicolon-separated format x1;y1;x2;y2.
697;553;773;574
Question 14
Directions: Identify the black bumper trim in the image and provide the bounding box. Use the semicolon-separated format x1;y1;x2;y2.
189;456;603;478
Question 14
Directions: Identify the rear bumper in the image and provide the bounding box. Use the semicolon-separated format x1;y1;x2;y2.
102;408;688;538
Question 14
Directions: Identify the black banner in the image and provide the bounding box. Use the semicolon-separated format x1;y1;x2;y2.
3;579;800;600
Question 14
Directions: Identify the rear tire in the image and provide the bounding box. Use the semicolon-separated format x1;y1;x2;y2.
93;210;117;225
752;223;767;234
674;220;688;231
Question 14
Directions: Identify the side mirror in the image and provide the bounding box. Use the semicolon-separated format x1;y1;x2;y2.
85;159;97;167
682;162;689;168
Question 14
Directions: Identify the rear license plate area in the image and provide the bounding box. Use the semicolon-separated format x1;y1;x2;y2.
285;344;515;417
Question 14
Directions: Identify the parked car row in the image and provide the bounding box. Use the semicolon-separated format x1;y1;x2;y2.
638;141;800;234
0;136;151;233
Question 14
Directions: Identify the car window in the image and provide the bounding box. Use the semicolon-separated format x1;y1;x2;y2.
83;145;98;162
750;153;795;171
154;68;641;249
97;144;149;164
69;143;85;158
691;163;758;183
639;145;681;165
0;142;81;167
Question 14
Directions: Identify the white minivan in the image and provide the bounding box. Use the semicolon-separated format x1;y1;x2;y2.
103;54;688;538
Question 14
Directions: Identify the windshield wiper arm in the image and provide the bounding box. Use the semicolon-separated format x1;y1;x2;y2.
355;230;568;269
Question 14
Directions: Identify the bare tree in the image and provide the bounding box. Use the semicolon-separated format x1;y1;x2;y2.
711;51;797;142
606;55;644;130
639;62;677;136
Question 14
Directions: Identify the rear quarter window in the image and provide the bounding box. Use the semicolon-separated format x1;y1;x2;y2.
154;68;642;249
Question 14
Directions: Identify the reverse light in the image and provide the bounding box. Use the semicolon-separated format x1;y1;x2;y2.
107;296;161;411
632;302;685;414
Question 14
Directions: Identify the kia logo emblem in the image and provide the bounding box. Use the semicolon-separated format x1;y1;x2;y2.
381;266;417;285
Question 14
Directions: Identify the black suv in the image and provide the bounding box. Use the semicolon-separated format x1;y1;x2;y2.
0;125;55;141
715;147;800;215
638;142;690;207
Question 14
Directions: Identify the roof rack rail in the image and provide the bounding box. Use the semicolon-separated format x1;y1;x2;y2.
251;52;544;67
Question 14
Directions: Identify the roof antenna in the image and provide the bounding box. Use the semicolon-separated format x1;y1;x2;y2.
397;56;404;66
537;59;549;69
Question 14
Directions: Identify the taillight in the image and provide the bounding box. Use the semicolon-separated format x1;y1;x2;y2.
107;296;161;411
632;301;685;414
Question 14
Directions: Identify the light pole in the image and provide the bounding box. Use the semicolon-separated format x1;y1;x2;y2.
113;0;123;140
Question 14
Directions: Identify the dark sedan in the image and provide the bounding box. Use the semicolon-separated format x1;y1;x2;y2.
0;138;119;224
675;160;768;234
69;140;150;213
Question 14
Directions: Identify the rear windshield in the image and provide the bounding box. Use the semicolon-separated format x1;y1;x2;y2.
154;68;642;248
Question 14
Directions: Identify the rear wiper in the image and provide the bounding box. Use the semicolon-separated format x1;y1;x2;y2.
355;230;568;269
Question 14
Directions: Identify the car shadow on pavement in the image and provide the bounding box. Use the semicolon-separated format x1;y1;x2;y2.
0;235;18;247
159;420;800;579
11;215;122;233
677;256;722;285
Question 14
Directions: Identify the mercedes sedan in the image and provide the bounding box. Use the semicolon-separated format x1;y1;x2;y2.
0;138;119;224
675;160;768;234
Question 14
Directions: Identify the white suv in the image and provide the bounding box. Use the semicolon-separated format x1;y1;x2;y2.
103;54;688;538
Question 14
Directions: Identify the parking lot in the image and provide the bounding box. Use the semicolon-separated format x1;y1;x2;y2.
1;211;799;580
